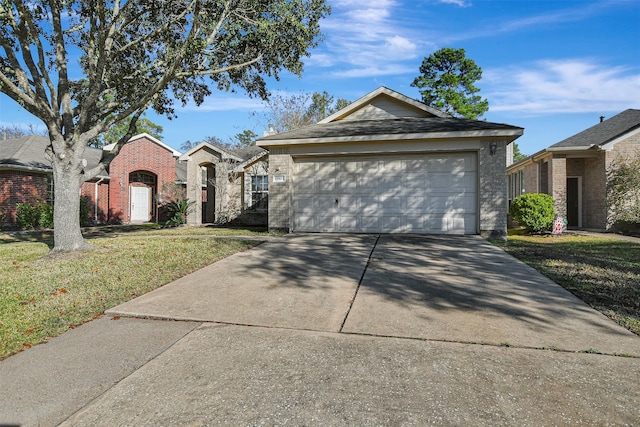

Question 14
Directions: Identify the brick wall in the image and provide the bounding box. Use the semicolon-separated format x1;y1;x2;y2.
80;179;110;224
0;170;50;225
549;157;567;219
267;150;293;233
107;136;177;223
478;139;508;238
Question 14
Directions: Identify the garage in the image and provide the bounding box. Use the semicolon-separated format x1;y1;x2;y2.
257;87;523;238
293;153;477;234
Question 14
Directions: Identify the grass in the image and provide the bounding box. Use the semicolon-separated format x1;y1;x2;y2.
0;228;264;360
494;232;640;335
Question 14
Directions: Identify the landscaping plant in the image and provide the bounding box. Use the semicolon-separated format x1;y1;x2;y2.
509;193;555;233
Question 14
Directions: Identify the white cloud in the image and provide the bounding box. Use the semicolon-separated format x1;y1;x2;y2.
179;96;266;112
438;0;471;7
484;59;640;114
313;0;423;77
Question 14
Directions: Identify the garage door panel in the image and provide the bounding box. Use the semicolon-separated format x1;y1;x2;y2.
338;175;357;190
361;216;380;230
380;195;404;212
294;153;477;234
359;196;379;213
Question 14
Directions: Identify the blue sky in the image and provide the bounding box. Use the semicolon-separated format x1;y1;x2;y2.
1;0;639;155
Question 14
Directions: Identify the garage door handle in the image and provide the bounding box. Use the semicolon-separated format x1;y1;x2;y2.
335;199;339;205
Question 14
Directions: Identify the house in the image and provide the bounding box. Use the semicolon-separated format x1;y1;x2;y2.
257;87;523;238
507;109;640;230
0;135;109;225
0;133;268;228
178;142;268;226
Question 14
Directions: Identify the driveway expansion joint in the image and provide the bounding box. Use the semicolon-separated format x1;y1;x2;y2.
339;234;380;333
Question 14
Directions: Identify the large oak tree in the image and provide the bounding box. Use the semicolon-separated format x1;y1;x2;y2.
0;0;329;252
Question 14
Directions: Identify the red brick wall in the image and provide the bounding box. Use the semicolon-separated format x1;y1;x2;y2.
0;170;49;225
107;136;177;223
80;180;110;224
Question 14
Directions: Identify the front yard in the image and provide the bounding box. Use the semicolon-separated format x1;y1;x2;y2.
494;233;640;336
0;226;267;360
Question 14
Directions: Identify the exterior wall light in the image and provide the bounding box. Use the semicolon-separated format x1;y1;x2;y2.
490;141;498;156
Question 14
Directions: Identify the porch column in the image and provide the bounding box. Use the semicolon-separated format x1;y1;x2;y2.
186;159;203;225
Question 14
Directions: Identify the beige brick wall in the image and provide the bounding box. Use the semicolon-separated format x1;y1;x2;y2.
267;149;293;232
549;157;567;219
479;139;509;238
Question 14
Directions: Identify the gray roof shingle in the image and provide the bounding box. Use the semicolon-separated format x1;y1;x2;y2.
0;135;106;176
258;117;523;142
550;109;640;149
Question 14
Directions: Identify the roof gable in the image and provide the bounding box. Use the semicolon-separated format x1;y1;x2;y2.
319;86;448;124
104;133;181;157
178;141;242;162
550;109;640;150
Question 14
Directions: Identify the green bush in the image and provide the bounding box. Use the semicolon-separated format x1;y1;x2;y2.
15;199;90;229
15;203;40;229
79;196;92;227
509;193;555;233
37;201;54;228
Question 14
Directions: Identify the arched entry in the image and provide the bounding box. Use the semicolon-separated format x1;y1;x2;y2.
129;171;157;222
183;143;242;225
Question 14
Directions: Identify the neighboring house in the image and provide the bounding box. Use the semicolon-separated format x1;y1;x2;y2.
257;86;523;238
0;135;108;225
507;109;640;230
179;141;268;226
0;133;268;228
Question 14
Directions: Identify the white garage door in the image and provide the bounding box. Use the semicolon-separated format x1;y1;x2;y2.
293;153;477;234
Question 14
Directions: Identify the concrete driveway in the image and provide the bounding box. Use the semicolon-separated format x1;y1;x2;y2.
108;233;639;355
1;234;639;426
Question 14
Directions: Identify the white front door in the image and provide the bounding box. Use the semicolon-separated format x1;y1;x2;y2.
130;186;151;222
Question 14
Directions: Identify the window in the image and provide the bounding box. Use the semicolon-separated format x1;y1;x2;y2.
250;175;268;210
130;172;156;184
508;170;525;204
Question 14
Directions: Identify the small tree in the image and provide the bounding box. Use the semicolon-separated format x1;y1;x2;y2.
255;90;349;133
509;193;555;233
411;47;489;119
607;154;640;229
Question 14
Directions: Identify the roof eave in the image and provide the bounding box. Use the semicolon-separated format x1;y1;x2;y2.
257;129;523;147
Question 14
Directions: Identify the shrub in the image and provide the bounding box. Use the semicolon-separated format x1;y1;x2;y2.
37;201;54;228
607;154;640;227
15;199;90;229
509;193;555;233
15;203;40;229
165;199;194;227
79;196;92;227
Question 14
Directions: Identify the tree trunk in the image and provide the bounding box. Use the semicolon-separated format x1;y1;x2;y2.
51;160;94;253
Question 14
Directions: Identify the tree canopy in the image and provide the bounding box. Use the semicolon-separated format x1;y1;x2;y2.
0;0;330;252
411;47;489;120
257;90;349;133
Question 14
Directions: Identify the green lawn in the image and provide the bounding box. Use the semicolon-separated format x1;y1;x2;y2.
0;229;263;360
494;233;640;335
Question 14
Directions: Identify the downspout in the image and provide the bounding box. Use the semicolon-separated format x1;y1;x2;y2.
95;177;105;223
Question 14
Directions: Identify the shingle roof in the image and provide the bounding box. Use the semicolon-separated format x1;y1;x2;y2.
258;117;523;142
230;145;266;161
0;135;107;176
550;109;640;149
